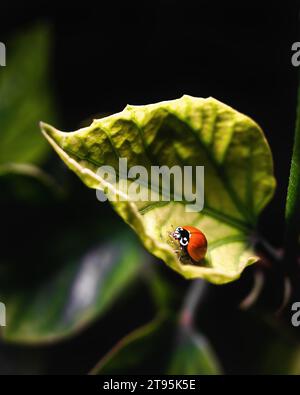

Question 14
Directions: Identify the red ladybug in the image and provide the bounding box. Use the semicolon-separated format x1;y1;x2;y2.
172;226;207;263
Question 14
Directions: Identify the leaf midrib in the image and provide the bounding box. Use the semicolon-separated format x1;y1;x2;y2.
164;108;256;226
62;143;251;234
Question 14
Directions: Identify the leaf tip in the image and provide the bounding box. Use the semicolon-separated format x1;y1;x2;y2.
40;122;65;148
40;121;55;138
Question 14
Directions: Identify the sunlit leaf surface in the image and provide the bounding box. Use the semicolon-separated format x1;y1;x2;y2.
41;96;275;284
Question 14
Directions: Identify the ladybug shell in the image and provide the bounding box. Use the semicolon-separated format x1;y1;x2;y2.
183;226;207;262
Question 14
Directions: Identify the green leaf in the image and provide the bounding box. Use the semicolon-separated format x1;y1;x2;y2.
0;236;143;344
91;312;221;375
261;338;300;374
0;163;64;197
168;327;221;374
90;313;174;374
41;96;275;284
0;24;55;166
284;73;300;267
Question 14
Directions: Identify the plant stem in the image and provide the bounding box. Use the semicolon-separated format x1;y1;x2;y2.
284;71;300;279
255;235;283;263
179;279;208;329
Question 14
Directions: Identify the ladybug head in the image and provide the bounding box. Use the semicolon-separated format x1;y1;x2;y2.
172;226;190;247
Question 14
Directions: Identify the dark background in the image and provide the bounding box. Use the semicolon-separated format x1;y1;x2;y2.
0;1;299;374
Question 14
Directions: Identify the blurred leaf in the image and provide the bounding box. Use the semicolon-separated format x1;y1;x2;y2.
0;24;55;166
142;265;175;312
168;327;221;374
284;72;300;266
90;313;174;374
91;310;221;375
254;315;300;374
262;339;300;374
0;163;64;197
0;236;144;344
41;96;275;284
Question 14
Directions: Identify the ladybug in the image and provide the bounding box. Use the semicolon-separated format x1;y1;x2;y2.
172;226;207;264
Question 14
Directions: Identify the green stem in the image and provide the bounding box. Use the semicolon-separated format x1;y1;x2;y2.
284;72;300;278
179;279;208;329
